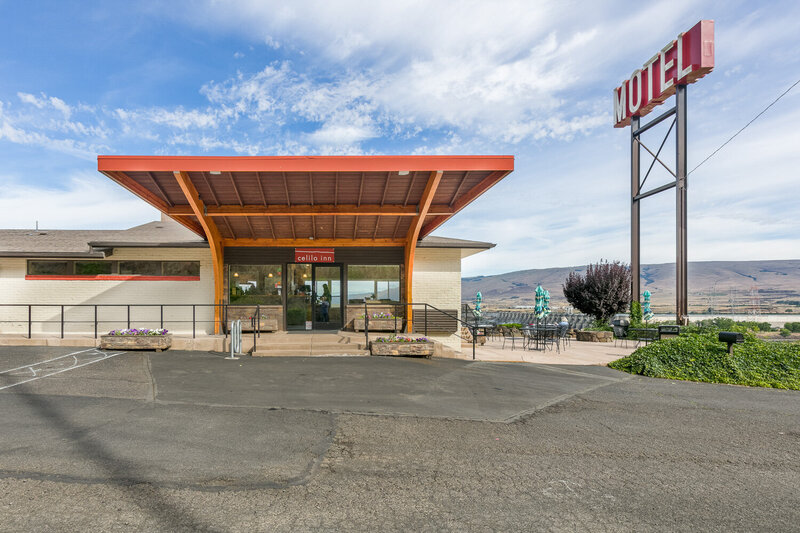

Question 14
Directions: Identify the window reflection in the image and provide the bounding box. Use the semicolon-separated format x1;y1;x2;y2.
229;265;282;305
347;265;400;303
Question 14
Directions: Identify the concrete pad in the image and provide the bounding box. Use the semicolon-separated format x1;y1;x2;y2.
0;335;48;346
149;351;631;422
0;393;334;489
45;337;98;347
466;337;635;365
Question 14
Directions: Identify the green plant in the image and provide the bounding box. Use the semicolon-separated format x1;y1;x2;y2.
780;328;791;337
784;322;800;333
609;332;800;390
499;323;523;330
563;260;631;323
585;319;612;332
629;301;643;327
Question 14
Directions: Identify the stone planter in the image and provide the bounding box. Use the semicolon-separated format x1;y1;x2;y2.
100;334;172;351
575;330;613;343
370;341;434;357
354;318;400;332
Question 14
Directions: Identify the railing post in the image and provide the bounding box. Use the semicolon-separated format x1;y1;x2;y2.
126;305;130;330
424;305;428;337
160;305;164;330
60;305;64;338
28;305;32;339
256;304;261;338
472;325;476;360
94;305;98;339
364;299;369;347
192;305;196;338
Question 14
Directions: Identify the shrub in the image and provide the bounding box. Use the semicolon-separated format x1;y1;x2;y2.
499;323;523;330
785;322;800;333
563;260;631;323
609;332;800;390
585;319;613;332
629;301;643;327
780;328;791;337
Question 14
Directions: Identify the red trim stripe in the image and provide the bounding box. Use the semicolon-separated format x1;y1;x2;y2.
25;275;200;281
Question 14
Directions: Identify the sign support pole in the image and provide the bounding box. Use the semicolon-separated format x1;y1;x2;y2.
676;84;689;325
631;116;641;306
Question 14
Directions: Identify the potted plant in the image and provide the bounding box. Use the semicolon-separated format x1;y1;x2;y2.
354;311;400;332
369;335;434;357
100;328;172;351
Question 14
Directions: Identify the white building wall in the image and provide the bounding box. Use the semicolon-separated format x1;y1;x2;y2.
411;248;463;351
0;248;214;335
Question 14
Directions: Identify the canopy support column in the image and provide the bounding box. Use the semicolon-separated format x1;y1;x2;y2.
174;171;226;334
404;171;443;333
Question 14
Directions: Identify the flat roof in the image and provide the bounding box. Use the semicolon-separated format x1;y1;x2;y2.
98;155;513;244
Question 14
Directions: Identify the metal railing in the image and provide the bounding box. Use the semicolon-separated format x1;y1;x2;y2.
0;303;227;340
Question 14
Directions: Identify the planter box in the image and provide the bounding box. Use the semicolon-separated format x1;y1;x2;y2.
354;318;400;332
100;334;172;351
575;331;613;343
241;318;279;332
370;341;434;357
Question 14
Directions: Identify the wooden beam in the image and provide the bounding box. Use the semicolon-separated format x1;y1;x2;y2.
99;170;204;237
173;171;225;334
221;238;404;247
449;171;470;206
166;204;452;217
146;171;172;206
227;172;244;206
256;171;267;205
419;170;510;238
282;172;291;206
357;172;364;206
404;170;443;333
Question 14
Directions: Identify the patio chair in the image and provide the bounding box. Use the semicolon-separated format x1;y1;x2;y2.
540;325;559;352
612;324;629;348
501;326;524;350
557;323;570;350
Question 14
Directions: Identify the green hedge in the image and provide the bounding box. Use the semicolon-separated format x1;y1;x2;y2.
609;332;800;390
784;322;800;333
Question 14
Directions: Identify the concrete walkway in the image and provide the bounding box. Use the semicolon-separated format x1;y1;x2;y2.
463;337;636;365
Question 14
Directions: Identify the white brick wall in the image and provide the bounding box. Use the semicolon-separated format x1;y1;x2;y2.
0;248;215;335
411;248;463;351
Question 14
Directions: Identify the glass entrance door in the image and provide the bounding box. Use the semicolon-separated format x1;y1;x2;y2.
313;264;342;330
287;264;312;330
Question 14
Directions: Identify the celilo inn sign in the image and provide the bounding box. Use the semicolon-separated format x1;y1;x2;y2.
615;20;714;325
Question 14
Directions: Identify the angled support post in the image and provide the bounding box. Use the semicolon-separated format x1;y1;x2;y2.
174;171;226;334
405;170;443;333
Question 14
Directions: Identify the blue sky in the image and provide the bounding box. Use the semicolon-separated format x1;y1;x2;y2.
1;0;798;276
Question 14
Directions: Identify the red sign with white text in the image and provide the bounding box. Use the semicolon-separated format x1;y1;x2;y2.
613;20;714;128
294;248;335;263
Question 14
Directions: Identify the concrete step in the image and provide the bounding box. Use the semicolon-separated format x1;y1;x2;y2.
253;346;368;357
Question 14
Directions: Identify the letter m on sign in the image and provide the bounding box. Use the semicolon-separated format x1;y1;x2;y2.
613;83;627;127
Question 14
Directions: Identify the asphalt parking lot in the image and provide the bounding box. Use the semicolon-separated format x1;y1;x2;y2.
1;346;798;531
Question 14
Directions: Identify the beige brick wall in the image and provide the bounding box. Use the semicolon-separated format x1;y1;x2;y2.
0;248;215;335
411;248;463;351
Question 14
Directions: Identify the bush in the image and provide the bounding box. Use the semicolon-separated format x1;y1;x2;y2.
780;328;791;337
499;323;523;330
629;301;643;327
609;332;800;390
785;322;800;333
585;319;612;332
690;317;772;333
563;260;631;323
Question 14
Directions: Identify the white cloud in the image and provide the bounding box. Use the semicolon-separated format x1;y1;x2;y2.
0;172;160;229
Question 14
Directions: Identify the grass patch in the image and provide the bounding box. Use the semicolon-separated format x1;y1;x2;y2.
609;332;800;390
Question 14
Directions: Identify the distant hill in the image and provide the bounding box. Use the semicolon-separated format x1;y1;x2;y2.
462;259;800;313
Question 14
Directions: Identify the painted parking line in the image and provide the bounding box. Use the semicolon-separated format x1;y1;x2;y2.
0;349;126;391
0;347;98;375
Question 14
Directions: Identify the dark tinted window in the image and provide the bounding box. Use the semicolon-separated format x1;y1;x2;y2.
119;261;161;275
75;261;113;275
28;261;70;275
163;261;200;276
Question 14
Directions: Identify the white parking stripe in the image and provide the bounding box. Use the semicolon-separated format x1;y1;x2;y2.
0;351;126;391
0;348;98;375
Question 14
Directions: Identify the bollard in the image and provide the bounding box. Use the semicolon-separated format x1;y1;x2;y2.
226;319;242;360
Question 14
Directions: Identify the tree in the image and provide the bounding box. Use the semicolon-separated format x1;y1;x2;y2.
562;260;631;323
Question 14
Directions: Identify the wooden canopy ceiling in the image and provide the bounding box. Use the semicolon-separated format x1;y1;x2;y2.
97;155;514;246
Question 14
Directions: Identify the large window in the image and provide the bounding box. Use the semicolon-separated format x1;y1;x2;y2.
347;265;401;303
229;265;283;305
27;260;200;277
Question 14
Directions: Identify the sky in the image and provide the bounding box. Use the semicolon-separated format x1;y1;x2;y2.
0;0;798;277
